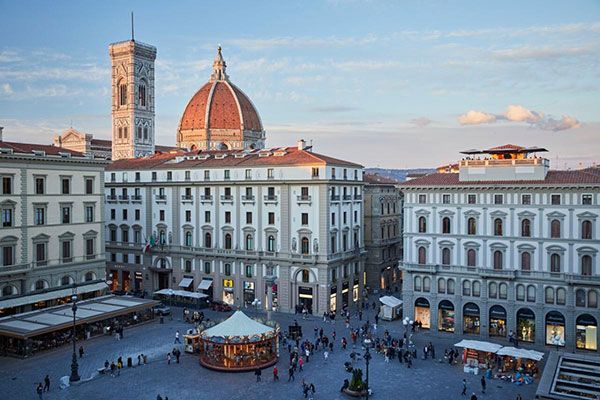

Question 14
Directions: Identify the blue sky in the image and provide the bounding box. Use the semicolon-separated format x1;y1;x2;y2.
1;0;599;168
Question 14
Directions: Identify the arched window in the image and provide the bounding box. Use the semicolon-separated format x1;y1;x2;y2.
61;276;72;286
204;232;212;248
224;233;232;249
138;83;147;107
550;253;561;273
521;251;531;271
550;219;561;238
245;234;254;250
267;235;275;252
84;272;95;282
423;277;431;292
588;290;598;308
301;269;309;283
472;281;481;297
301;237;310;255
414;276;422;292
521;219;531;237
581;220;592;239
2;285;16;297
418;246;427;265
462;280;471;296
35;279;47;290
576;289;586;307
527;285;536;302
494;218;503;236
466;249;476;267
467;218;476;235
441;248;451;265
437;278;446;294
489;282;498;298
442;217;451;234
159;229;166;245
516;284;525;301
119;81;127;106
556;287;566;305
493;250;503;270
447;279;455;295
418;216;427;233
185;231;193;247
581;255;592;276
499;282;508;299
545;287;555;304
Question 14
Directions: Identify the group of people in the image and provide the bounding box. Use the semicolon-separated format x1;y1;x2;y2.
34;375;50;399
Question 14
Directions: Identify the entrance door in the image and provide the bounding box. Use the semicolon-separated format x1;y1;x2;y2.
157;272;169;290
298;286;313;314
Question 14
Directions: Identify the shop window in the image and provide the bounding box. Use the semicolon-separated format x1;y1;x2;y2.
576;314;597;351
545;311;565;347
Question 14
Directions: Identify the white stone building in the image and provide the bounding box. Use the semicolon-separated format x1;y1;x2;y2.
400;144;599;352
0;141;108;315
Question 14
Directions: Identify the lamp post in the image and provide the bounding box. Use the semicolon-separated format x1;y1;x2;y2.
169;289;174;321
363;338;372;400
69;293;80;382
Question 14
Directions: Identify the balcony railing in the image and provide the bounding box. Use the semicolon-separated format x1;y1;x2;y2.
354;194;362;200
200;195;213;202
181;195;194;202
264;195;278;203
297;195;311;203
242;195;255;203
155;194;167;202
330;195;340;201
220;195;233;203
131;195;142;202
106;195;117;202
343;195;352;201
118;195;129;202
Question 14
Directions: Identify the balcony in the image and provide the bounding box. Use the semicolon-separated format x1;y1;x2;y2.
106;195;117;203
181;194;194;203
297;195;312;204
200;195;213;203
264;195;278;204
342;195;352;202
118;195;129;203
131;195;142;203
330;195;340;202
242;195;255;204
220;195;233;204
155;194;167;203
354;194;362;201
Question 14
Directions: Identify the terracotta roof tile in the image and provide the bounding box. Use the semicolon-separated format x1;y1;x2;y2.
0;141;85;157
363;173;399;184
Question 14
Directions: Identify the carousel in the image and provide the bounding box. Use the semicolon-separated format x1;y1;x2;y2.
199;311;279;372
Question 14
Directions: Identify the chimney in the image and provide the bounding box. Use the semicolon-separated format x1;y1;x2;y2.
0;127;3;142
297;139;306;151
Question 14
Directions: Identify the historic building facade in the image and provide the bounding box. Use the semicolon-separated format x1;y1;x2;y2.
400;145;599;353
104;142;365;315
0;141;108;315
363;173;403;292
53;128;112;159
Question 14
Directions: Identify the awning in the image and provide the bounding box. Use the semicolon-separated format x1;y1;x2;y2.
202;311;275;338
154;289;208;300
454;340;503;353
0;282;108;310
379;296;403;308
496;347;544;361
198;279;213;290
178;278;193;288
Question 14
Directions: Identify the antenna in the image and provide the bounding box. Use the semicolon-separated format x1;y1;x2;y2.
131;12;134;41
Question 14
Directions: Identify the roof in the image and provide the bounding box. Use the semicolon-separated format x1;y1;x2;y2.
364;173;399;185
201;311;274;338
400;170;600;187
106;146;362;171
461;144;548;155
379;296;403;308
454;340;503;353
0;141;85;157
90;139;112;147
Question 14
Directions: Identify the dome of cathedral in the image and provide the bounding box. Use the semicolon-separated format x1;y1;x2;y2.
177;47;264;151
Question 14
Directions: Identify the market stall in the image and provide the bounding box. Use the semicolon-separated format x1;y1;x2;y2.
496;346;543;379
378;296;403;321
199;311;279;371
153;289;209;309
454;340;503;374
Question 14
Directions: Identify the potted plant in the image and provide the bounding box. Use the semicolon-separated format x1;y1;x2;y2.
343;368;368;397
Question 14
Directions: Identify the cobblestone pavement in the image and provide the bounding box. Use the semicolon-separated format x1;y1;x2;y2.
0;305;540;400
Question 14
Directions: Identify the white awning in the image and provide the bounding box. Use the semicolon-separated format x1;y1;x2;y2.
454;340;503;353
198;279;213;290
379;296;403;308
154;289;207;300
178;278;193;288
0;282;108;310
496;347;544;361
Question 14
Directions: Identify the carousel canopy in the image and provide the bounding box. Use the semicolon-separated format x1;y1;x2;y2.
454;340;503;353
202;311;274;338
496;347;544;361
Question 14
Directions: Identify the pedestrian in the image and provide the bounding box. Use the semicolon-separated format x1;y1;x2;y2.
481;375;486;393
167;352;171;365
299;356;304;371
516;395;523;400
288;365;295;381
324;350;329;361
36;383;44;400
255;368;262;382
358;310;363;320
429;342;436;359
110;361;116;377
305;348;310;362
117;358;122;376
273;366;279;381
137;354;142;366
175;348;181;364
174;330;181;344
470;394;478;400
423;345;428;359
461;379;467;396
156;395;163;400
43;375;50;392
78;345;84;358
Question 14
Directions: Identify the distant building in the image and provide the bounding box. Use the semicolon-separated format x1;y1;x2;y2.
0;140;109;315
400;144;599;352
363;173;403;292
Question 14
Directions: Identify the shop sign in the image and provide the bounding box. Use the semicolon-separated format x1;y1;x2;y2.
546;311;565;325
244;281;255;290
463;303;480;316
439;300;454;311
517;309;535;319
576;314;597;326
489;305;507;319
415;298;430;308
223;279;234;288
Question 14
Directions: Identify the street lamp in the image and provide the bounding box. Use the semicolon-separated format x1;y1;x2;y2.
69;293;80;382
363;338;372;400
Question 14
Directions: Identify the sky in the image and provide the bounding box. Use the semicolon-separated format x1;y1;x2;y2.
0;0;599;169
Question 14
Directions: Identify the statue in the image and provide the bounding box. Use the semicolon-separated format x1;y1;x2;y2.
291;237;297;252
313;239;319;253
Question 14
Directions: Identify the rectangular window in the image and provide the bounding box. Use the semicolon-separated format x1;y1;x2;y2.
245;169;251;179
582;194;593;205
159;210;165;221
331;212;335;225
2;208;13;227
204;170;210;181
85;205;94;223
61;206;71;224
185;171;191;181
61;241;72;263
167;171;172;181
224;170;230;180
204;262;211;274
312;168;319;178
268;212;275;225
224;187;231;197
442;194;451;204
343;212;347;224
122;209;128;220
301;213;309;225
551;194;561;205
135;209;140;220
205;211;211;223
246;212;252;224
494;194;503;205
110;209;116;220
332;168;336;179
418;194;426;204
267;187;275;197
267;168;274;179
35;242;46;265
35;177;45;194
85;178;94;194
225;211;231;224
85;238;95;259
185;210;192;222
245;265;252;278
301;187;309;197
521;194;531;205
467;194;476;204
2;245;14;266
151;171;157;181
2;176;12;194
354;210;358;223
135;172;141;182
61;178;70;194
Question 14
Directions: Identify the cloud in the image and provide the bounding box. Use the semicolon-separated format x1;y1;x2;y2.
458;105;580;131
308;105;357;113
410;117;432;127
225;34;378;50
492;45;597;61
2;83;13;94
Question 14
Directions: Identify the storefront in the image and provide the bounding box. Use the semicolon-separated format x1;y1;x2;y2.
517;308;535;343
134;271;143;292
489;305;507;337
463;303;480;334
108;270;119;291
414;297;430;329
545;311;565;347
576;314;597;351
122;271;131;292
243;281;255;306
222;279;235;305
352;279;359;302
438;300;455;333
198;278;214;300
342;282;349;309
329;286;337;312
298;286;313;314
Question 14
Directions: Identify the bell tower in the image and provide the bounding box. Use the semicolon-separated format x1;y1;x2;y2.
109;34;157;160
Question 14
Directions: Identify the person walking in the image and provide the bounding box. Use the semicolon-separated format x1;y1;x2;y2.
36;383;44;400
298;356;304;372
255;368;262;382
273;366;279;381
480;375;486;394
43;375;50;392
470;394;478;400
117;358;122;376
323;350;329;361
461;379;467;396
174;330;181;344
288;365;295;381
516;395;523;400
167;352;171;365
78;345;84;358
